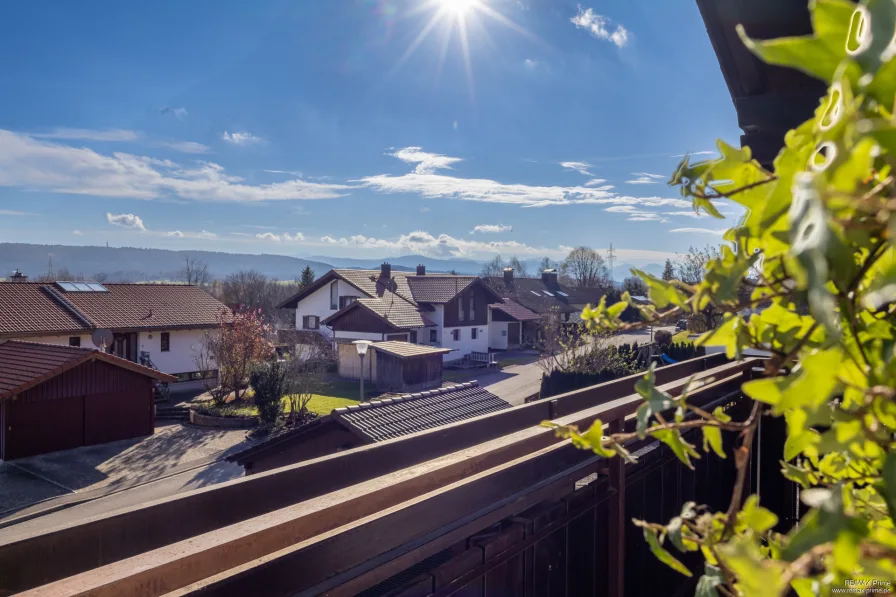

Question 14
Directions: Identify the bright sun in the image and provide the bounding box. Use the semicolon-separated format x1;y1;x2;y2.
439;0;479;14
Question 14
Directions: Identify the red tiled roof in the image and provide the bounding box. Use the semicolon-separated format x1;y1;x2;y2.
0;282;228;337
405;276;477;303
490;301;542;322
0;340;176;400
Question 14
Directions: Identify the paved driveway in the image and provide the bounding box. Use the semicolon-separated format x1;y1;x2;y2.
1;423;253;517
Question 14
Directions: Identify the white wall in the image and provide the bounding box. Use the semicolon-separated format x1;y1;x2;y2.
11;333;92;347
137;329;206;375
294;279;364;338
442;324;489;361
337;343;377;381
332;330;385;342
489;321;509;351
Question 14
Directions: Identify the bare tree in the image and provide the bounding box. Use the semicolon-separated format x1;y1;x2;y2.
538;257;559;273
508;256;529;278
481;255;506;277
675;245;720;285
622;276;648;296
179;256;212;287
561;246;610;288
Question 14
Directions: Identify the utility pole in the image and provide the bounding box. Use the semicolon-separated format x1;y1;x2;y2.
607;243;616;283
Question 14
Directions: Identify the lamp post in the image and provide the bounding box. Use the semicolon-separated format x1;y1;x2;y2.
353;340;372;401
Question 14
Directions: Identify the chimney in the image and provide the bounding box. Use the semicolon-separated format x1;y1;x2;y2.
541;268;558;288
380;262;392;279
503;267;514;285
416;264;426;276
10;270;28;283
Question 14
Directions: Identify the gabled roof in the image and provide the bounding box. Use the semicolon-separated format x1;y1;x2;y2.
489;301;542;322
333;382;511;442
321;297;437;330
483;277;604;314
405;276;477;303
370;341;453;358
0;282;228;337
277;269;416;309
0;340;176;400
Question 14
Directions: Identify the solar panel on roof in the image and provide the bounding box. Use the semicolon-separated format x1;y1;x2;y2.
530;290;541;296
542;290;554;296
56;282;78;292
55;281;109;292
556;291;569;297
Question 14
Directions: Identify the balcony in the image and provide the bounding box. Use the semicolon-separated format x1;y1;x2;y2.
0;353;794;597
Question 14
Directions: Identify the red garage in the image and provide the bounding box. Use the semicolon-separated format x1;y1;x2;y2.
0;340;175;460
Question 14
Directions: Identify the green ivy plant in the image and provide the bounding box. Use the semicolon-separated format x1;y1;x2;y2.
550;1;896;594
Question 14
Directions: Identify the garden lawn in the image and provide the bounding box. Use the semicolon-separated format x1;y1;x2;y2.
284;381;362;416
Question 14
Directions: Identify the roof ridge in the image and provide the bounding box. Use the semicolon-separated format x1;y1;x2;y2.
41;285;97;329
333;382;480;414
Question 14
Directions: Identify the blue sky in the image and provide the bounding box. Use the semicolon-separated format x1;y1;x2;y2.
0;0;742;265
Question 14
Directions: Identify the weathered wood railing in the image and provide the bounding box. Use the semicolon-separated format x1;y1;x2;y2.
0;354;775;597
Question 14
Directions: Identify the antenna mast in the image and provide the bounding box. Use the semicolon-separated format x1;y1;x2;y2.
606;243;616;283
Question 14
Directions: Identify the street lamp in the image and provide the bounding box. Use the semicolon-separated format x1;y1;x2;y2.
353;340;373;401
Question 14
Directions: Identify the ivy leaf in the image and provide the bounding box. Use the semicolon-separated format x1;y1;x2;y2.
634;364;674;439
876;451;896;520
642;527;693;577
739;495;779;533
633;269;688;309
717;537;786;597
672;330;690;343
694;563;724;597
702;425;726;458
653;428;700;469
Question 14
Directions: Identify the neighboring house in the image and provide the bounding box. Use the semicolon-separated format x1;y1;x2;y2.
0;340;175;460
0;278;228;391
278;264;503;362
228;382;510;474
488;300;542;350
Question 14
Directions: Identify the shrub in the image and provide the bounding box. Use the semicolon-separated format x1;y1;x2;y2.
249;359;290;425
654;329;672;347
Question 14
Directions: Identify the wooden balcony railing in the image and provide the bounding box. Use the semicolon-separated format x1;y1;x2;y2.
0;354;785;597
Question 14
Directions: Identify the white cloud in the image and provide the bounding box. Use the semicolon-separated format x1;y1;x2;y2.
106;212;146;231
72;230;83;236
472;224;512;233
388;147;463;174
604;205;667;222
30;128;140;142
626;172;666;184
197;230;217;239
256;232;281;242
560;161;594;176
166;230;185;238
583;178;606;187
283;232;304;241
320;235;339;244
0;130;349;202
160;106;188;118
524;58;538;69
158;140;210;154
669;227;727;236
571;6;630;48
0;209;35;216
315;230;561;259
221;131;264;145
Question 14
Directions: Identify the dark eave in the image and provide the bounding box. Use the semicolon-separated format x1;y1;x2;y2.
695;0;826;168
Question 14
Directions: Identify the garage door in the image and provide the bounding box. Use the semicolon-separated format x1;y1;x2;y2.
85;392;152;445
4;395;84;460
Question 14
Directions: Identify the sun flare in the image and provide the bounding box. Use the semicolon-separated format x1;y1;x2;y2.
439;0;480;15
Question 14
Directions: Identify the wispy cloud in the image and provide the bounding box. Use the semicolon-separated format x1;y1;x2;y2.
157;140;210;154
583;178;606;187
221;131;264;145
31;128;139;142
669;227;727;236
604;205;667;222
106;212;146;231
571;5;629;48
0;130;349;202
0;209;36;216
197;230;217;239
160;106;188;118
670;151;716;158
72;230;83;236
318;230;564;259
255;231;305;242
359;147;690;210
166;230;185;238
560;161;594;176
626;172;666;185
472;224;512;233
389;147;463;174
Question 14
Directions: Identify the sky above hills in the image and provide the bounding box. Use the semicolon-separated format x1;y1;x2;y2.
0;0;743;266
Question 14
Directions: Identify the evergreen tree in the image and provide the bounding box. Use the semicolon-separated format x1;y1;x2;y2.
661;259;675;281
299;266;315;288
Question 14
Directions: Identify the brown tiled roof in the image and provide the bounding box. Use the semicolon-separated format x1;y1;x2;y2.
405;276;477;303
371;341;453;358
333;382;511;441
483;277;604;314
0;340;175;400
0;282;228;337
355;298;437;329
334;270;416;304
490;301;542;322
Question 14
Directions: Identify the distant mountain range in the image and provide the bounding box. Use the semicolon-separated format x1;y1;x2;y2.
0;243;667;283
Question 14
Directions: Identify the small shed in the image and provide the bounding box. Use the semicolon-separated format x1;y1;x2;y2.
0;340;176;460
370;341;453;393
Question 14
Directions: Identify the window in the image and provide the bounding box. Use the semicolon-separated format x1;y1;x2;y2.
160;332;170;352
556;290;569;297
469;294;475;320
410;331;417;343
330;281;338;310
471;327;478;340
458;297;464;321
303;315;320;330
68;336;81;347
339;296;358;309
451;329;460;341
429;329;437;342
501;330;507;337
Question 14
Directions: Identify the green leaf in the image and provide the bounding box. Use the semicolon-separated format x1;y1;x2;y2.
702;425;726;459
877;451;896;520
633;269;688;309
653;428;700;469
717;537;786;597
672;330;690;344
634;364;674;439
694;563;724;597
739;495;779;534
642;527;693;577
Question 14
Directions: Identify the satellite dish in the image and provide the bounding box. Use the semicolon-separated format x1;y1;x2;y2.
92;329;114;350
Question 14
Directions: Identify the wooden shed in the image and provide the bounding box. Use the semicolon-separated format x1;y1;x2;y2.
0;340;176;460
370;341;453;393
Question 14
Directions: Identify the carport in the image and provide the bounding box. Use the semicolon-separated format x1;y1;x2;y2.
0;340;175;460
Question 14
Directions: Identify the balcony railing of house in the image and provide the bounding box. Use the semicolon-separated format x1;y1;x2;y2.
0;353;795;597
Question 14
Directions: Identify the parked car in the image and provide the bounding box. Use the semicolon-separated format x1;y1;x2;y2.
675;319;687;332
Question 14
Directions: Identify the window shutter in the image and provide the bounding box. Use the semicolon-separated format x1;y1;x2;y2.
302;316;309;329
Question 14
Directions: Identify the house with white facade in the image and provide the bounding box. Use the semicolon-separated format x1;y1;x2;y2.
278;264;503;362
0;277;228;391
